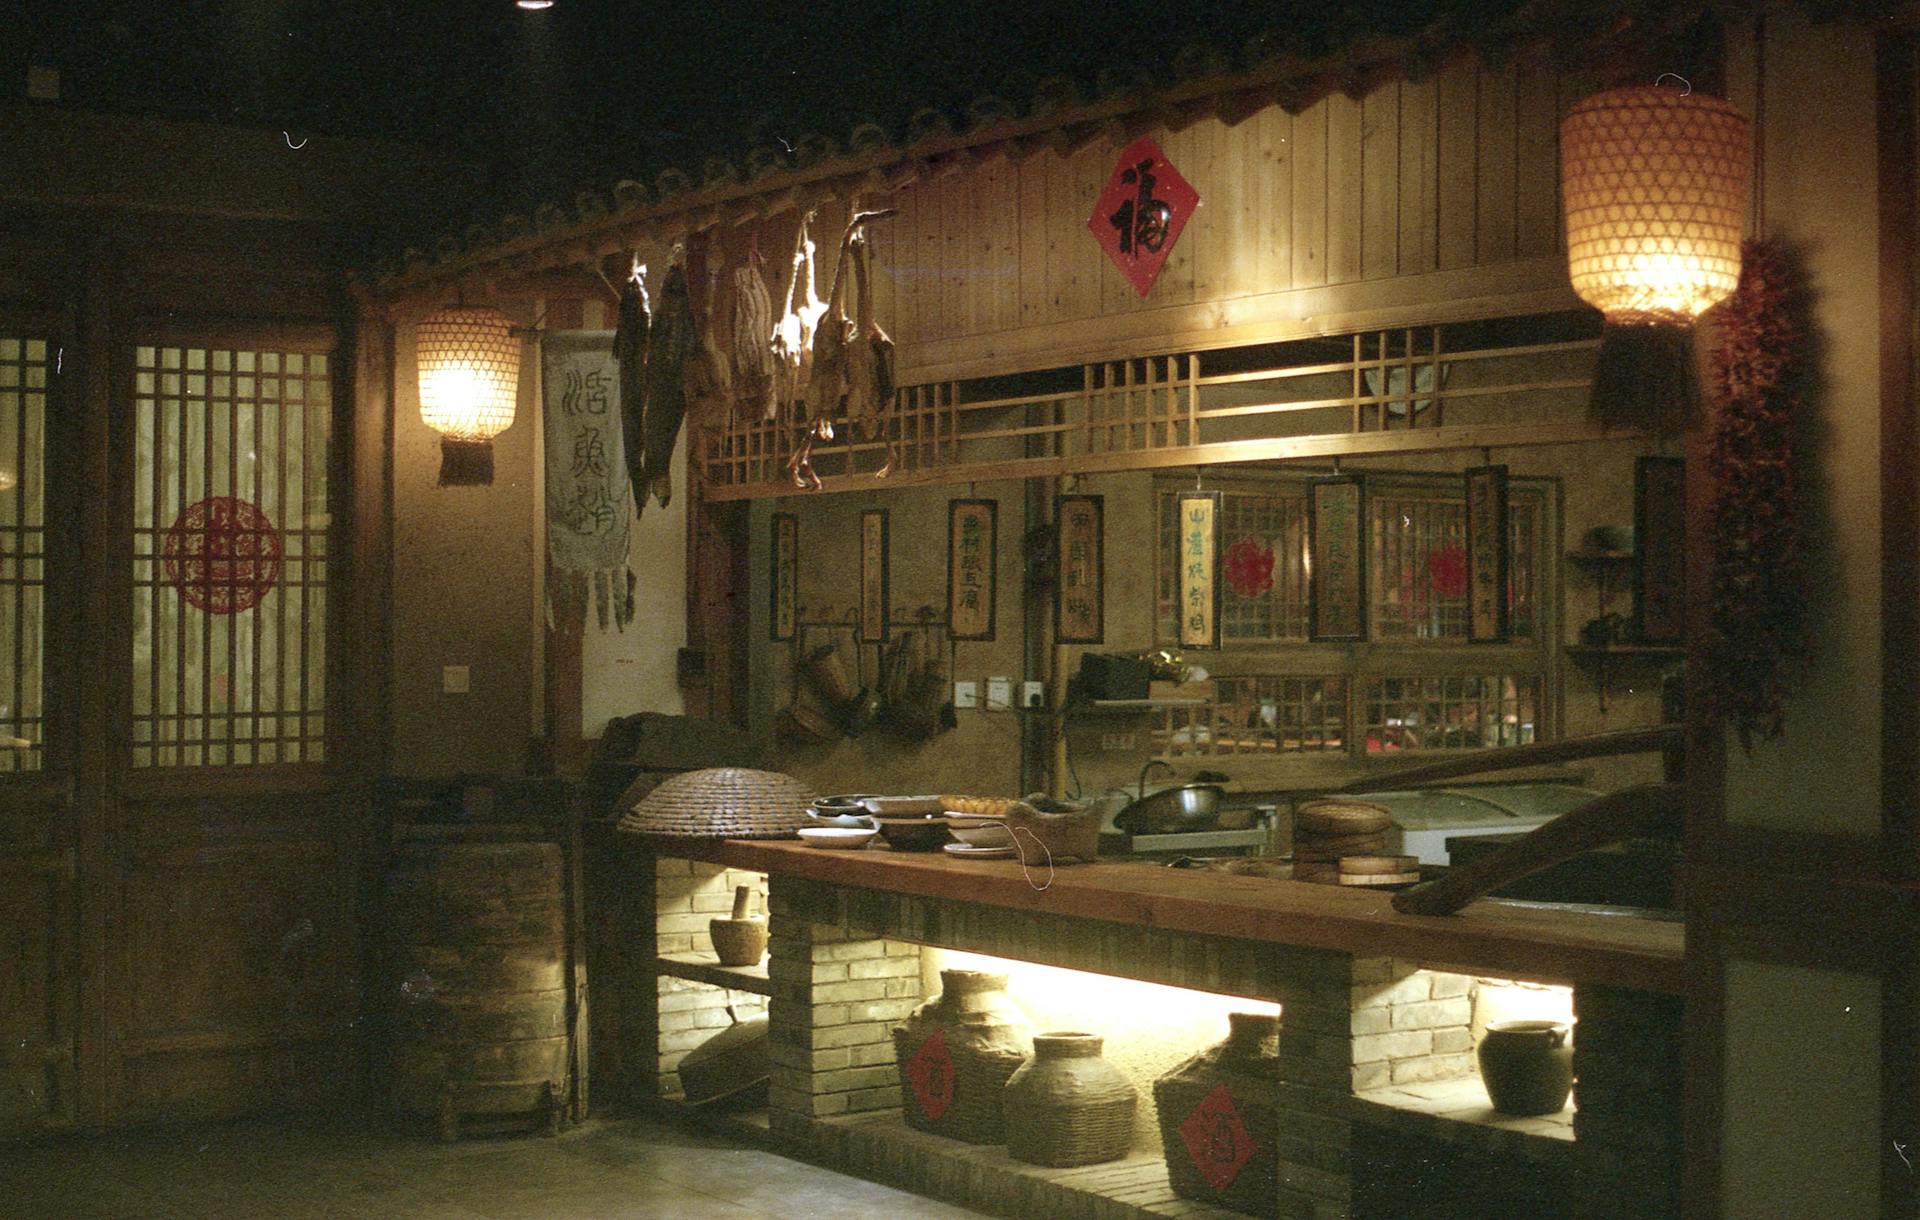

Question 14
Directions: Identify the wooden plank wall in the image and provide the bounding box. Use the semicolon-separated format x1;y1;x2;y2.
860;60;1582;377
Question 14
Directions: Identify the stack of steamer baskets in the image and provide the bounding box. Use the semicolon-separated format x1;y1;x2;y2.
1290;800;1420;887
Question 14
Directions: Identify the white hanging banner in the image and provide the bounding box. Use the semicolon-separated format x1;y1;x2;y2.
542;330;634;631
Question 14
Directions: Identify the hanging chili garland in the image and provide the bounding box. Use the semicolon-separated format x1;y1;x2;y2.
1705;239;1809;750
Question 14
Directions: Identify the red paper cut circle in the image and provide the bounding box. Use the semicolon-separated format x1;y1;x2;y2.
903;1027;956;1122
1178;1082;1257;1192
1223;536;1276;599
163;496;284;615
1088;136;1201;298
1428;544;1469;600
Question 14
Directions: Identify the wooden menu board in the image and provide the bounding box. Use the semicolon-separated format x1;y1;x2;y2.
1056;495;1104;645
1309;477;1366;642
947;499;997;641
860;508;889;643
1177;492;1221;650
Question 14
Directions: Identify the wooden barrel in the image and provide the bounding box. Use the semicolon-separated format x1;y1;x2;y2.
384;841;570;1137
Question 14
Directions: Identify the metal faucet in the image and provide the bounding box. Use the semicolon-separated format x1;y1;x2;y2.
1137;759;1175;802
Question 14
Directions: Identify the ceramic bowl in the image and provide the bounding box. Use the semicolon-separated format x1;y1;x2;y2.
798;825;877;849
942;814;1013;849
872;814;952;852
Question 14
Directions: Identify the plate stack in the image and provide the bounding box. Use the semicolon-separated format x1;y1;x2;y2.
1291;800;1392;884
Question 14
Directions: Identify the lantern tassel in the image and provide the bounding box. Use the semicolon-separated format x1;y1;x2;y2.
439;438;495;486
1587;322;1701;438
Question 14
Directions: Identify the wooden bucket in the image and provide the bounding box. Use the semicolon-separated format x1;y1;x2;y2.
384;841;571;1139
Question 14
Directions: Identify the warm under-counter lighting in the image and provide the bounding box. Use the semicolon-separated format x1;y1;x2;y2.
416;306;520;486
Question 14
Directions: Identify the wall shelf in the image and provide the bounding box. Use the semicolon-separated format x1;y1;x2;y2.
1563;645;1683;713
657;950;772;997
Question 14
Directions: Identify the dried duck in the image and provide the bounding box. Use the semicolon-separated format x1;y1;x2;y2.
847;227;899;477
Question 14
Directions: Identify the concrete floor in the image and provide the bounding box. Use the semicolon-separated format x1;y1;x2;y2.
0;1110;995;1219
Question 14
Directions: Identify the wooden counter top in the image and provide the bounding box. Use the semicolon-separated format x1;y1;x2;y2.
664;838;1685;994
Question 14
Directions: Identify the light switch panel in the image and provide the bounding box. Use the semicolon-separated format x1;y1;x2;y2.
953;680;978;709
442;664;471;694
986;677;1014;711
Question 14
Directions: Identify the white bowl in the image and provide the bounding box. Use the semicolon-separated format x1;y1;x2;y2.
798;826;877;850
942;814;1013;849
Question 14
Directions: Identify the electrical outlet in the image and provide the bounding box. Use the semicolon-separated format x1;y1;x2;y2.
1022;680;1045;708
953;680;978;709
1100;732;1136;752
986;676;1013;711
442;664;470;694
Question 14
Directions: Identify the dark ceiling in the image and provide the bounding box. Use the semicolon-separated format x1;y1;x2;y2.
7;0;1479;218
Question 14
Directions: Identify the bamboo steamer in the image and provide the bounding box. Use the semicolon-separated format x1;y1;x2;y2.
384;841;571;1139
1154;1012;1282;1214
892;969;1033;1143
1003;1031;1138;1168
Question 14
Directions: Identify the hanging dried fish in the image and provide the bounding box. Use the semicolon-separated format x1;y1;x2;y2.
730;245;777;422
612;261;650;517
640;261;695;510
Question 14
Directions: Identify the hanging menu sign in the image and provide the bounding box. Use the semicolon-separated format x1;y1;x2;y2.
860;508;889;643
1465;465;1510;643
947;500;997;641
770;512;798;642
1309;477;1366;642
1056;495;1105;645
1177;492;1221;650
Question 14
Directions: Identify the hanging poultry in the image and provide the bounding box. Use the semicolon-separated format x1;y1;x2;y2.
847;226;899;478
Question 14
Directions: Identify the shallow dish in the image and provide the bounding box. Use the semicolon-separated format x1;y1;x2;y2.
942;814;1014;849
798;826;877;849
807;809;879;831
943;842;1016;859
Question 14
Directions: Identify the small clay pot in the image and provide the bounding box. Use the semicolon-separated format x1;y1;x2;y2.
1477;1020;1573;1116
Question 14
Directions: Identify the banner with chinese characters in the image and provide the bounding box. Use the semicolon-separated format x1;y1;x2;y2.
1056;495;1104;644
1177;492;1221;650
860;508;889;643
770;512;797;642
1309;477;1366;642
1465;465;1510;643
541;330;634;631
1088;136;1201;298
947;499;997;641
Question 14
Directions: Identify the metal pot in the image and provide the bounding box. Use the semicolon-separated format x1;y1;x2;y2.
1115;784;1224;833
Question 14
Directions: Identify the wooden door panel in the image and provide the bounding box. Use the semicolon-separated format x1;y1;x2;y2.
113;794;353;1120
0;847;74;1132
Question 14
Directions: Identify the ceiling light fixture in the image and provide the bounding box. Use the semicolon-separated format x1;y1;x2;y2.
515;0;554;9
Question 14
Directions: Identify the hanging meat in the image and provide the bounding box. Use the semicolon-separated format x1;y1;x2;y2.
847;227;899;478
807;221;856;421
730;242;778;422
612;260;650;517
681;245;732;429
770;212;827;424
639;260;696;510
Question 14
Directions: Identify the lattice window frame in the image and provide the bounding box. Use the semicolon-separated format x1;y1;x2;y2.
0;332;51;774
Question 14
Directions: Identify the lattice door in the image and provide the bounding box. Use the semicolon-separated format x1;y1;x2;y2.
131;343;330;766
0;337;47;772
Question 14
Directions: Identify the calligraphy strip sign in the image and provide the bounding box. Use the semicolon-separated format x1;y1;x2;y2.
860;508;889;644
947;500;998;641
770;512;798;642
1056;495;1105;645
1465;465;1510;643
1088;136;1201;298
1177;492;1222;651
1634;456;1686;644
1309;477;1367;642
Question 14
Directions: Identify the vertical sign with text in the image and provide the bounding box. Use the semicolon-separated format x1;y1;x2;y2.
1309;477;1367;642
1177;492;1221;650
948;500;998;641
1465;466;1510;643
860;509;889;644
770;512;798;642
1056;495;1105;645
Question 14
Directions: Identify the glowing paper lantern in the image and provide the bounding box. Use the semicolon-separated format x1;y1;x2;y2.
417;306;520;485
1560;86;1751;433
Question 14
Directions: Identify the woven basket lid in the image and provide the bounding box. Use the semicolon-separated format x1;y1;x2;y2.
617;767;816;840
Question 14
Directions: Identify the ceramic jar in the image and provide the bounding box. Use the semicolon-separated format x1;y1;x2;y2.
1003;1031;1138;1167
1153;1012;1281;1213
891;969;1032;1143
1477;1020;1574;1116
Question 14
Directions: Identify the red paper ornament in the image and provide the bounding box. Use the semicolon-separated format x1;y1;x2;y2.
1088;137;1200;297
1223;536;1275;599
903;1028;956;1122
1177;1083;1256;1191
163;496;284;615
1428;544;1468;600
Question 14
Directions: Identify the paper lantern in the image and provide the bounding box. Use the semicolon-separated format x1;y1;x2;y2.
416;306;521;485
1561;86;1751;434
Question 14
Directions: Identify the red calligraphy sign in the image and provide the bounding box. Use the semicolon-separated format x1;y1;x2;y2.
163;496;284;615
1088;137;1200;297
903;1028;956;1122
1177;1083;1257;1192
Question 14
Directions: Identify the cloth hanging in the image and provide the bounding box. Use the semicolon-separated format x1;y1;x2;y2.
542;330;635;631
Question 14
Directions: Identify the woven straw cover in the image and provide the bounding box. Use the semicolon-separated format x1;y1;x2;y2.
417;306;521;442
1561;86;1751;326
617;767;815;839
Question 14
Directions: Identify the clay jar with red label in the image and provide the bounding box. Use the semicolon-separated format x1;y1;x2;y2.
890;969;1032;1144
1153;1011;1282;1212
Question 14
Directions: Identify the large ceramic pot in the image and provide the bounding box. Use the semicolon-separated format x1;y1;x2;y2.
1477;1020;1574;1116
1153;1012;1281;1214
1003;1031;1138;1168
891;969;1032;1143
